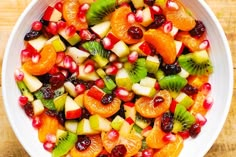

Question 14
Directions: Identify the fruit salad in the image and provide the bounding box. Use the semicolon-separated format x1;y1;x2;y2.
15;0;214;156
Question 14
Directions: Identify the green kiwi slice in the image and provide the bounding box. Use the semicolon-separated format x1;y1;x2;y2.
159;75;187;93
52;132;78;157
86;0;117;25
124;58;148;83
178;50;213;75
172;104;196;133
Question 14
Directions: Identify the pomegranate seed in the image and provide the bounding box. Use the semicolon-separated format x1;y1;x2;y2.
163;133;176;142
54;2;63;12
189;123;201;138
32;21;43;31
200;83;212;96
114;87;129;100
112;61;123;69
203;96;214;110
107;33;120;45
18;95;28;106
75;84;86;94
178;130;190;139
47;22;58;35
21;49;32;63
154;82;160;91
78;11;86;22
56;52;65;64
69;61;78;73
31;53;41;63
109;53;118;62
63;55;73;69
14;69;24;81
57;21;67;30
135;9;143;23
102;37;113;50
166;0;179;11
163;21;173;33
127;13;136;24
32;116;42;129
107;130;120;141
66;25;76;37
79;3;90;12
46;134;57;143
142;148;154;157
95;79;105;88
199;40;210;50
48;65;60;75
79;29;93;40
139;42;152;55
195;113;207;126
61;69;69;78
169;100;178;113
84;62;95;73
128;51;138;63
43;141;55;152
151;5;162;14
105;65;118;75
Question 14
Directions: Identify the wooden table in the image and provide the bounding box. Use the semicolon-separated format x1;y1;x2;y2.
0;0;235;156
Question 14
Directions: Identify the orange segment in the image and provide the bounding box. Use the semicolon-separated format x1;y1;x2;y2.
83;91;121;118
175;31;206;52
38;113;59;143
188;75;209;88
70;135;103;157
23;44;56;75
144;29;176;64
153;135;184;157
135;90;172;118
189;92;207;116
63;0;88;30
164;0;196;31
146;117;168;149
101;132;142;157
111;6;143;44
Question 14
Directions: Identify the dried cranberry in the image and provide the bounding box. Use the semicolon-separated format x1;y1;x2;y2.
75;136;91;151
49;72;66;89
161;112;174;133
182;84;198;95
128;26;143;39
144;0;155;6
161;63;181;75
40;18;49;26
84;81;95;89
147;14;166;29
42;87;54;99
24;30;42;41
81;108;91;119
153;96;164;107
38;74;51;84
189;123;201;138
23;102;34;118
97;155;109;157
189;20;206;38
111;144;127;157
57;111;66;125
101;94;114;105
45;110;57;117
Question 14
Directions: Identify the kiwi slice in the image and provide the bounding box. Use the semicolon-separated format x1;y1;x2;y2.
159;75;187;94
124;58;148;83
52;132;78;157
86;0;117;25
178;50;213;75
82;41;109;67
172;104;196;133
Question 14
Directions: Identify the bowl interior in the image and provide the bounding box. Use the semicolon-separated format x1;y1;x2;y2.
2;0;233;156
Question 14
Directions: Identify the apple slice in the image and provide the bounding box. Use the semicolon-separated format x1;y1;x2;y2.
74;94;84;108
129;41;148;56
141;7;154;27
111;115;125;130
111;40;130;58
124;102;136;121
170;26;179;37
119;117;135;136
32;99;44;116
46;35;66;52
175;92;194;109
178;68;190;78
65;120;78;134
87;85;106;101
65;96;82;119
59;27;81;46
145;55;160;74
175;40;185;57
77;64;99;81
43;6;62;22
89;114;112;132
140;76;157;88
132;83;156;97
77;118;100;135
131;0;145;9
53;93;67;112
90;21;111;38
66;47;90;64
64;81;77;98
28;35;47;52
141;126;152;137
115;68;133;91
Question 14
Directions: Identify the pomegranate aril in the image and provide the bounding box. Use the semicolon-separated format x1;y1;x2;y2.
32;116;42;129
78;11;86;23
66;25;76;37
49;65;60;75
95;79;105;89
151;5;162;14
178;130;190;139
195;113;207;126
14;69;24;81
166;0;179;11
115;87;129;99
54;2;63;12
112;61;123;69
84;63;95;73
127;13;136;24
31;53;41;63
128;51;138;63
102;37;113;50
21;49;32;63
199;40;210;50
47;22;58;35
105;65;118;75
154;82;160;91
189;123;201;138
163;133;176;142
163;21;173;33
203;96;213;110
57;21;67;30
43;141;55;152
200;83;212;96
18;95;28;106
107;130;120;141
63;55;73;69
79;3;90;12
46;134;57;143
69;61;78;73
109;53;118;62
135;10;143;23
79;29;93;41
75;84;86;94
56;51;65;64
142;148;154;157
32;21;43;31
154;96;164;107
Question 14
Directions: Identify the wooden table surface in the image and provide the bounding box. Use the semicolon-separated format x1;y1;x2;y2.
0;0;235;156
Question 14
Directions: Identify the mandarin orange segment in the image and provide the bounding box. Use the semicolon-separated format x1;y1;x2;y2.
70;135;103;157
144;29;176;64
164;0;196;31
23;44;56;76
83;91;121;118
63;0;88;30
146;117;168;149
175;31;206;52
101;132;142;157
190;92;207;116
188;75;209;88
111;6;143;44
38;113;59;143
135;90;172;118
153;135;184;157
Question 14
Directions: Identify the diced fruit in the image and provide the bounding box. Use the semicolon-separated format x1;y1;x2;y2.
64;81;77;98
132;83;156;97
87;85;106;101
89;114;112;132
46;35;66;52
141;7;154;27
56;129;67;143
59;26;81;45
145;55;160;74
111;115;125;130
135;114;152;129
53;93;67;112
74;94;84;108
175;92;194;109
141;126;152;137
140;76;157;88
65;96;82;119
66;47;90;64
129;41;148;56
91;21;111;38
77;64;99;81
65;120;78;134
190;92;208;116
115;68;133;91
77;118;100;135
43;6;62;22
111;40;130;58
174;40;184;56
32;99;45;116
131;0;145;9
16;81;34;102
28;35;47;52
124;102;136;121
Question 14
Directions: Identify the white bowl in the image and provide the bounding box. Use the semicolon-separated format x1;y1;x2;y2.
2;0;234;156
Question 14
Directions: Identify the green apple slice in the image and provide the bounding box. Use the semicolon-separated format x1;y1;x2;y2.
46;35;66;52
111;115;125;130
111;40;130;58
89;114;112;132
90;21;111;38
64;81;77;98
53;93;67;112
65;120;78;134
77;64;99;81
175;92;194;109
115;68;133;91
146;55;160;74
140;76;157;88
66;47;90;64
132;83;156;97
77;118;100;135
59;27;81;46
141;7;154;27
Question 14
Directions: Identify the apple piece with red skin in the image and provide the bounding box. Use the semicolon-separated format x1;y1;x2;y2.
59;26;81;46
43;6;62;22
32;99;44;116
119;117;135;136
87;85;106;101
28;35;47;52
103;32;120;50
124;102;136;121
139;41;153;55
65;96;82;119
175;40;185;57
